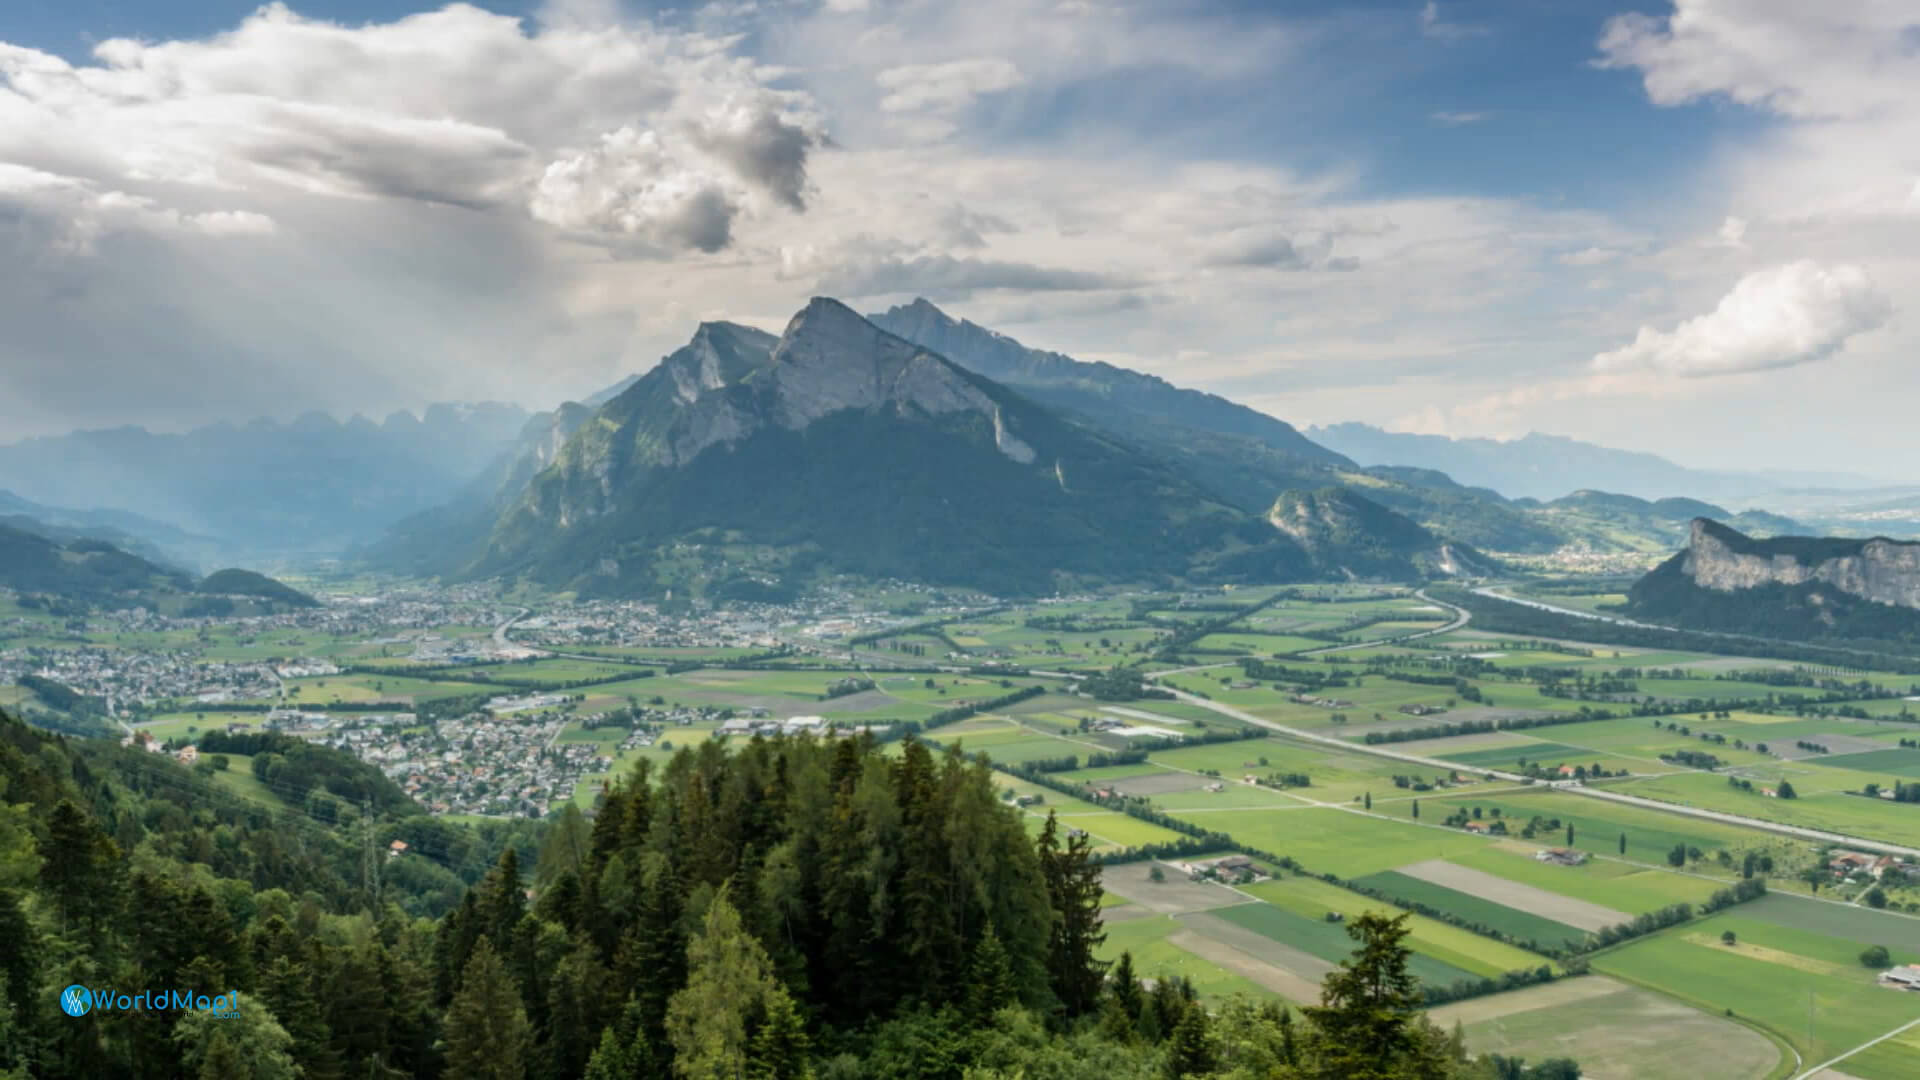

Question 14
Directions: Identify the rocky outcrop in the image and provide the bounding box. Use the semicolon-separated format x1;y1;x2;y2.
1681;518;1920;610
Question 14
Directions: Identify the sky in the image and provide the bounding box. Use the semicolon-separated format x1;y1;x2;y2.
0;0;1914;474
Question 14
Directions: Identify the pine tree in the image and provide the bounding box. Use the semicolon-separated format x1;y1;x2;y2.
746;986;812;1080
964;923;1019;1023
1036;811;1107;1017
1303;912;1438;1080
1162;1004;1215;1079
443;939;533;1080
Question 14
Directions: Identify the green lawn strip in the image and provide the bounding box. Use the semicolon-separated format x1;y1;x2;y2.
1733;893;1920;954
1179;805;1496;879
1353;871;1589;953
1206;899;1479;989
1448;846;1724;911
1241;876;1552;978
1438;742;1595;767
1096;915;1275;1000
1818;747;1920;778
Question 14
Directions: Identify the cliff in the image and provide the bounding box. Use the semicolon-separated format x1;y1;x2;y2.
1628;519;1920;643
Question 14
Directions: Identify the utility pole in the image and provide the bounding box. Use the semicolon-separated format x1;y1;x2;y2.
361;797;380;910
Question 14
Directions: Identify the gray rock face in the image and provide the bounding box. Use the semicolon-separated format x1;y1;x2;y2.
1682;518;1920;609
658;297;1037;466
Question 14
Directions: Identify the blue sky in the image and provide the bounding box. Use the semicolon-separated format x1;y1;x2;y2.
0;0;1912;473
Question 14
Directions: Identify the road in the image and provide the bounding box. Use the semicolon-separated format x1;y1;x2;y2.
1790;1014;1920;1080
1134;588;1920;861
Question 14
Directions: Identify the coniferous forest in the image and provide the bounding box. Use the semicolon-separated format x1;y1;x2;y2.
0;709;1579;1079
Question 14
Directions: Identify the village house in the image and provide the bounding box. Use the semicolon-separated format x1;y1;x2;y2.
174;745;199;765
1830;850;1879;876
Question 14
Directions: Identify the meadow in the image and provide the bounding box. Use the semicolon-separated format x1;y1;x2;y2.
1243;873;1552;978
1353;870;1592;951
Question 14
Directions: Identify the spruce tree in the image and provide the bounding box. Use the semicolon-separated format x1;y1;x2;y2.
1303;912;1437;1080
1162;1005;1215;1079
1036;811;1107;1017
443;939;533;1080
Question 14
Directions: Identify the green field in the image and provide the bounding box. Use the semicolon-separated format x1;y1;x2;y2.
1733;893;1920;954
1820;747;1920;778
1439;742;1598;767
1189;806;1496;878
1096;915;1274;999
1618;770;1920;849
1208;899;1481;989
1595;918;1920;1066
1376;790;1757;866
1448;845;1725;912
1243;874;1552;978
1430;976;1785;1080
1355;870;1590;951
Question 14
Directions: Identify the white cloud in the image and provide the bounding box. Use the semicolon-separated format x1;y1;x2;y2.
1597;1;1920;121
1429;111;1485;126
1419;2;1488;43
1592;261;1892;378
0;3;821;251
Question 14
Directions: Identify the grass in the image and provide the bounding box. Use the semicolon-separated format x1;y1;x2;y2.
1186;806;1496;878
1820;747;1920;778
1594;922;1920;1065
1376;790;1757;865
1043;811;1186;849
1447;845;1726;912
1243;874;1552;978
1207;900;1481;988
1353;871;1590;952
1733;892;1920;954
1096;915;1275;1000
1430;976;1786;1080
1618;770;1920;850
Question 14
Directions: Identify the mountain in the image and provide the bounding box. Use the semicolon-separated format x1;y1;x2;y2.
197;568;319;608
0;521;195;605
1526;491;1807;552
0;403;530;560
363;402;598;576
0;489;215;570
1628;518;1920;644
1307;424;1879;502
1268;489;1497;579
454;299;1364;596
867;299;1566;554
871;298;1348;469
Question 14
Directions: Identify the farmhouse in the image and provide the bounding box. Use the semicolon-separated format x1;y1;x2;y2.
1463;820;1493;834
1879;965;1920;990
1830;851;1879;875
174;745;199;765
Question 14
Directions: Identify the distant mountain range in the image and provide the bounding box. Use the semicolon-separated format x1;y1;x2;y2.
0;295;1867;597
0;519;313;614
0;404;529;562
1628;518;1920;646
1308;424;1880;503
374;299;1477;596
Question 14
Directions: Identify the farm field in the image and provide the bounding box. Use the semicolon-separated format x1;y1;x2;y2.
1618;770;1920;850
1374;789;1760;866
1354;869;1594;951
1733;893;1920;954
1242;873;1552;978
1428;975;1784;1080
277;673;497;705
1818;747;1920;778
1185;806;1497;878
136;711;267;742
1095;915;1278;1000
1594;914;1920;1068
1447;844;1727;912
1205;898;1480;989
